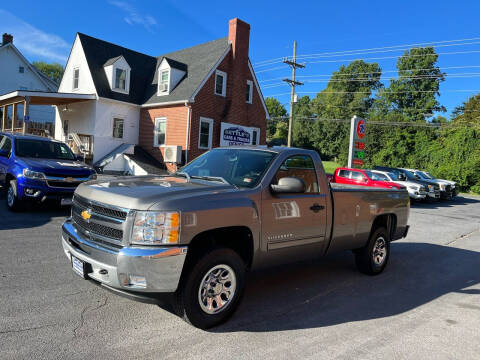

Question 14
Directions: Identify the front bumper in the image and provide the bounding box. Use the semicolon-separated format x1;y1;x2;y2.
62;219;187;293
409;191;426;200
426;190;440;200
17;178;75;201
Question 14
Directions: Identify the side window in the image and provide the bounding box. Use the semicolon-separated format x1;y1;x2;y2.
198;117;213;149
338;169;351;178
154;117;166;147
274;155;319;193
351;171;365;181
73;68;79;90
112;118;124;139
0;136;12;153
214;70;227;97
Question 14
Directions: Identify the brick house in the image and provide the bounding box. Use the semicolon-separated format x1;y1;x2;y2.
55;18;269;173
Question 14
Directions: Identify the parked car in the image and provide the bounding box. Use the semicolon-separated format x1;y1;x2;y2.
0;132;96;210
373;166;440;200
333;167;405;190
61;146;410;329
371;170;427;201
407;169;457;198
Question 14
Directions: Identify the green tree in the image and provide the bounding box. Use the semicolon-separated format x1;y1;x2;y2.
384;47;445;122
32;61;64;84
265;97;287;141
451;93;480;124
292;96;314;148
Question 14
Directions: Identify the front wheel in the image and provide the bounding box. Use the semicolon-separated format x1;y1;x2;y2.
7;180;23;211
354;227;390;275
175;247;246;329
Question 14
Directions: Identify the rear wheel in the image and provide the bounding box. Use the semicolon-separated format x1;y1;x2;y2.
175;247;246;329
354;227;390;275
7;179;23;211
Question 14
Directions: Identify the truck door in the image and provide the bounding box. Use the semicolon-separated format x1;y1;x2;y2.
262;154;327;253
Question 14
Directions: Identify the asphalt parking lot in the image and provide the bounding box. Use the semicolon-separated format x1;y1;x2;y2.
1;194;479;360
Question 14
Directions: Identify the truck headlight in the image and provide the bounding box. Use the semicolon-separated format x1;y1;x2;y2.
439;184;446;191
427;184;434;192
89;173;97;180
408;185;418;190
23;169;46;180
131;211;180;245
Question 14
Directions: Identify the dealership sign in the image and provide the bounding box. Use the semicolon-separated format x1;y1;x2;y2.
348;116;366;168
220;122;257;146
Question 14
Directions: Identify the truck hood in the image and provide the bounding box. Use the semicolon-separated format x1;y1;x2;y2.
75;175;234;210
17;157;94;177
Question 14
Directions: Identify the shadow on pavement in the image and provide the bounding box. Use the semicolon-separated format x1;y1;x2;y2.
211;242;480;333
0;189;70;230
411;195;480;209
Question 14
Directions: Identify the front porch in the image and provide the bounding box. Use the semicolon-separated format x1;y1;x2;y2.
0;90;96;160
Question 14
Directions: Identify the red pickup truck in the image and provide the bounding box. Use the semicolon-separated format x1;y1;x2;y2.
333;167;405;190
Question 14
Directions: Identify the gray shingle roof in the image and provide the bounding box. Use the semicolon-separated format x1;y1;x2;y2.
77;33;230;106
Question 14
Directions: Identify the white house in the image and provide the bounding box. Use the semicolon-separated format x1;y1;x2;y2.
0;33;58;127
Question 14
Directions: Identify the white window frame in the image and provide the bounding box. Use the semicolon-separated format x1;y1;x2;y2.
112;117;124;139
114;68;128;92
158;69;169;93
251;127;260;145
246;80;253;104
154;117;167;147
214;70;227;97
73;67;80;90
198;117;214;150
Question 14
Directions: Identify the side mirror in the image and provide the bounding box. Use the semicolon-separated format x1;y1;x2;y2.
271;177;306;194
0;149;9;158
363;178;368;183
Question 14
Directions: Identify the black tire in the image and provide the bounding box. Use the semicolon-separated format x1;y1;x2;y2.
354;226;390;275
6;180;23;211
175;247;246;329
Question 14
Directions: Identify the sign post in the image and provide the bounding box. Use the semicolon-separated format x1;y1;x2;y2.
347;116;366;168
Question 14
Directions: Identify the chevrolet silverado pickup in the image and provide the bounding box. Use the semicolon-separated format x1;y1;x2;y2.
61;147;410;329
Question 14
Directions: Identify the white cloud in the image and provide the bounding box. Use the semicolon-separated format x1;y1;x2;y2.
0;9;69;63
109;1;157;32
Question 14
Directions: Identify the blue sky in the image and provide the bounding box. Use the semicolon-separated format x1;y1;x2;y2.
2;0;480;117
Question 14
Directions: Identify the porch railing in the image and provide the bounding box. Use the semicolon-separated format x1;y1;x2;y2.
67;133;94;161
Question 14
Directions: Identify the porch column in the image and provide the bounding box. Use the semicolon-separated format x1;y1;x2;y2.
1;106;6;131
12;103;17;131
22;97;30;134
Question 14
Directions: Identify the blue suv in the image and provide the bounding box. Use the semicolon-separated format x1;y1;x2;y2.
0;132;96;211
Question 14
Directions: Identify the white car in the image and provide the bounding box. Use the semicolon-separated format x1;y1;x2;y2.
371;170;427;200
409;170;458;198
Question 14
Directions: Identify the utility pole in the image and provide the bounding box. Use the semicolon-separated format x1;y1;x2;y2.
283;40;305;147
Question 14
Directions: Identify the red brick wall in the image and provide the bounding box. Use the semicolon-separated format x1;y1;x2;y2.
139;105;189;171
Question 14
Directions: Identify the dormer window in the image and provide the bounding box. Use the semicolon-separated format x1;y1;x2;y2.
160;70;169;92
115;68;127;90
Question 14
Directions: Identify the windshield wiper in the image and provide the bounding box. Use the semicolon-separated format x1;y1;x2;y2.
191;175;238;189
176;171;191;182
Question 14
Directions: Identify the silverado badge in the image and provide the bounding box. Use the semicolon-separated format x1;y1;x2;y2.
64;177;75;183
81;209;92;222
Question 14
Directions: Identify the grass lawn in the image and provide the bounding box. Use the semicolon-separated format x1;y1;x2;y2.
322;161;340;174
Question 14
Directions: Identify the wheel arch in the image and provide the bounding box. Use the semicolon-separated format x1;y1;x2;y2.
370;213;397;241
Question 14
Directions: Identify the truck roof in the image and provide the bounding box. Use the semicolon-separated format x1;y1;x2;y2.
0;132;62;143
212;145;314;154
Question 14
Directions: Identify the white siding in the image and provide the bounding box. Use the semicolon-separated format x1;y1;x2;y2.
54;100;96;141
93;99;140;162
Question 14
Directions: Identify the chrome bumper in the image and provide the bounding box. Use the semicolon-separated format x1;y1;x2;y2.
62;219;187;293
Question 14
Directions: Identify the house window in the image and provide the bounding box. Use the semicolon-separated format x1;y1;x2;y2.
214;70;227;97
159;70;169;92
115;68;127;90
73;68;79;90
198;117;213;149
19;66;24;74
246;80;253;104
113;118;124;139
252;128;259;145
154;117;166;147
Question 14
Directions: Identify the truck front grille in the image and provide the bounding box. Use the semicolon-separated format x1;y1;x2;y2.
47;180;83;188
71;195;129;249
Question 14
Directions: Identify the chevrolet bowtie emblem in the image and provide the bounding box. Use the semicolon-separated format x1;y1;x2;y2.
64;177;75;183
81;209;92;221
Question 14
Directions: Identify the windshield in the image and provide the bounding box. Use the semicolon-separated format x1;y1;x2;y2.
179;148;277;188
401;169;417;180
422;171;434;179
364;170;383;181
387;172;398;181
15;139;75;160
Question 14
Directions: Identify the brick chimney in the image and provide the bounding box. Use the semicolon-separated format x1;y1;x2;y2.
2;33;13;45
227;18;251;123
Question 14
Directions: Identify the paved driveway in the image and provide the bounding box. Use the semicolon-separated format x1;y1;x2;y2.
0;194;479;359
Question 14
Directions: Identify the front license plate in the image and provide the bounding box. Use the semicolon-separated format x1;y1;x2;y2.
72;255;86;278
61;198;73;206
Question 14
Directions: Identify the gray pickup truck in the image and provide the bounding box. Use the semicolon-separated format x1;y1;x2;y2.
61;147;410;329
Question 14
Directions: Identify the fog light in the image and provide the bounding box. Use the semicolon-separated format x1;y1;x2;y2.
128;275;147;288
24;188;41;197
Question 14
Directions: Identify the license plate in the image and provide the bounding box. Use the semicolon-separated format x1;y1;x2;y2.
61;198;73;206
71;255;85;278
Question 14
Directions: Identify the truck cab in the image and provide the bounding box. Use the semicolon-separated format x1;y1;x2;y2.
0;132;96;210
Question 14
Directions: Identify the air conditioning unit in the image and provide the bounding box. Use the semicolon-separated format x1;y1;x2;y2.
161;82;169;92
163;145;182;163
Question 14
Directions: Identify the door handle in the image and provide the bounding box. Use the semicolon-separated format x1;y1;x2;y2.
310;203;325;212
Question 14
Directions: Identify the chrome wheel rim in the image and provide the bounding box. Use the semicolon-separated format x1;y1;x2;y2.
372;236;387;266
7;186;14;207
198;264;237;315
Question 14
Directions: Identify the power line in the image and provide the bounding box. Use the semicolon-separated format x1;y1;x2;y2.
253;36;480;67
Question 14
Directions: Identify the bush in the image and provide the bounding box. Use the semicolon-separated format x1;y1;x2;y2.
471;183;480;195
